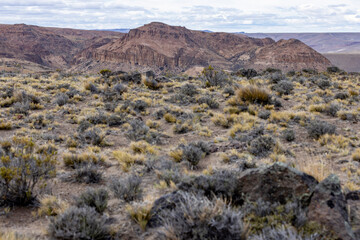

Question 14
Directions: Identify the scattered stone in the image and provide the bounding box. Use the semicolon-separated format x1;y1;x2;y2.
307;174;355;240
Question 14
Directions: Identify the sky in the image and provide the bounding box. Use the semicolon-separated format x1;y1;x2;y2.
0;0;360;32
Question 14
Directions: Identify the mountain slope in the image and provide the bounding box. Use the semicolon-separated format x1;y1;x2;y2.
75;22;331;72
0;22;331;72
0;24;123;69
244;33;360;54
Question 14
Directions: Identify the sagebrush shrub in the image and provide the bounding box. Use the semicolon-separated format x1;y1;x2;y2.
54;93;69;106
249;226;319;240
197;95;219;109
48;206;110;240
200;66;230;87
71;163;103;184
180;83;198;96
272;80;294;95
109;174;142;202
307;120;336;139
75;188;108;214
152;191;247;240
0;137;57;206
249;135;276;157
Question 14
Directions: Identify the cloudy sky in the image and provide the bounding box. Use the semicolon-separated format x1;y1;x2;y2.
0;0;360;32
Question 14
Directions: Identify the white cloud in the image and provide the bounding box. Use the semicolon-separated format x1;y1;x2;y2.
0;0;359;32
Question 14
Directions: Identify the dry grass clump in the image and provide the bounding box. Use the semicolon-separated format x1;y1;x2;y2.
36;195;69;217
164;113;177;123
130;140;158;155
236;86;270;104
352;148;360;161
0;121;12;130
295;155;333;182
126;202;153;231
63;152;104;168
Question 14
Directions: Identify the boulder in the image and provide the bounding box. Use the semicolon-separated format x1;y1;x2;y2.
307;174;355;240
346;191;360;238
235;162;318;204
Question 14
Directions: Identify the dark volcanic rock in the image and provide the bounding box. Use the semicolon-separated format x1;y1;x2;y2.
235;162;318;204
308;174;355;240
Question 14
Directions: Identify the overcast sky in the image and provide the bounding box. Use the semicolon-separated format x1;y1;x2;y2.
0;0;360;32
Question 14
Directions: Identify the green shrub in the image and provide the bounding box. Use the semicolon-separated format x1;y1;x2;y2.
0;137;56;206
200;66;230;87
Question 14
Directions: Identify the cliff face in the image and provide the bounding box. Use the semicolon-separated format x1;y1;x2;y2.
0;22;332;72
75;22;332;72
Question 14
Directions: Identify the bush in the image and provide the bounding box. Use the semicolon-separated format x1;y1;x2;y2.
151;191;247;240
173;121;193;134
48;206;110;240
75;188;108;214
324;103;340;117
71;163;103;184
269;72;286;84
236;68;257;79
316;79;331;90
143;77;162;90
307;120;336;139
327;66;341;73
63;153;104;169
83;127;106;146
200;66;230;87
175;141;210;168
37;195;68;217
272;80;294;95
125;119;150;141
249;135;276;157
180;83;198;96
334;92;349;100
178;170;239;203
11;102;30;114
109;174;142;202
197;95;219;109
223;86;235;96
282;129;295;142
113;83;127;94
249;226;319;240
237;86;270;105
99;69;112;77
0;137;57;206
258;110;271;120
54;93;69;106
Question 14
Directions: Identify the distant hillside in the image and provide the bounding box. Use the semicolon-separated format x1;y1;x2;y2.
244;33;360;54
323;53;360;72
244;32;360;72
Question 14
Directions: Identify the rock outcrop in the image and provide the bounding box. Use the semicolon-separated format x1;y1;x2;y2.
235;162;318;204
308;174;355;240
